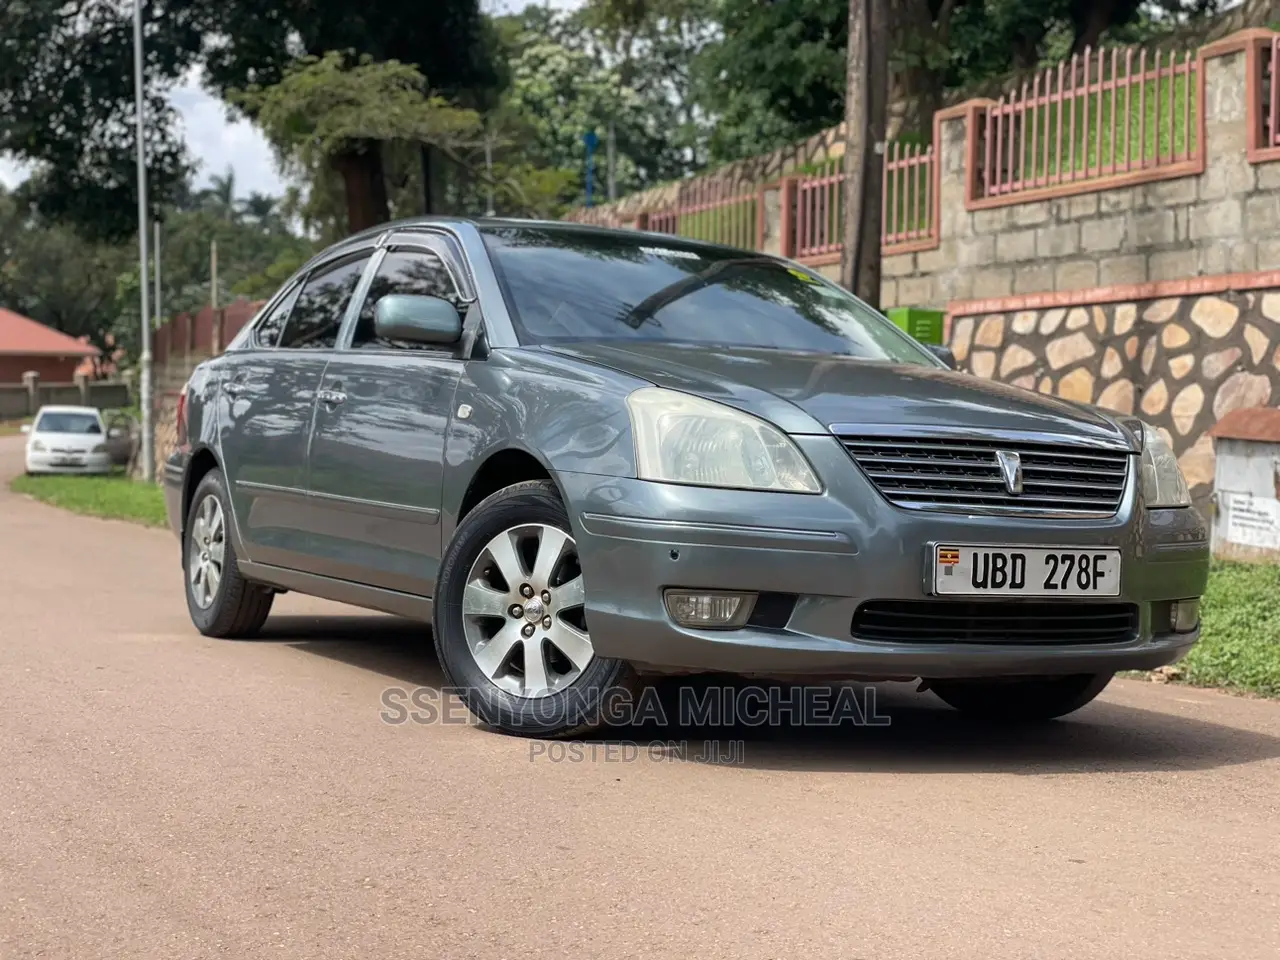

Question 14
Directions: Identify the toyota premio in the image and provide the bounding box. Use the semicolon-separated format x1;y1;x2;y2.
164;218;1209;737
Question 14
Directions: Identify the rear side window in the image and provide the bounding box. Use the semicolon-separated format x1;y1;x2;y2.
277;255;371;350
351;249;464;350
251;283;302;349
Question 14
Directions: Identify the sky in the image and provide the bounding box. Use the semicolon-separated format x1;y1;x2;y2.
0;0;582;202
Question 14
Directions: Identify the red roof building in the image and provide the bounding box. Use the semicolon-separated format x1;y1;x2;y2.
0;307;99;382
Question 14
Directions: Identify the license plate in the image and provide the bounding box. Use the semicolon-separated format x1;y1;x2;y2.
933;545;1121;597
52;458;82;467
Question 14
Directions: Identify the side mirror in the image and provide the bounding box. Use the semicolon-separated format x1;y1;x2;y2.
926;343;957;369
20;424;31;434
374;294;462;346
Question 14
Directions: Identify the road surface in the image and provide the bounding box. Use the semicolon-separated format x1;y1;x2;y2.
1;435;1278;959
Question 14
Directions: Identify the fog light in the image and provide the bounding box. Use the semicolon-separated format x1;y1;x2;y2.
664;589;755;629
1171;599;1201;633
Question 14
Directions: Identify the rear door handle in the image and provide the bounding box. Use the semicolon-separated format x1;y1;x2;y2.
318;389;346;405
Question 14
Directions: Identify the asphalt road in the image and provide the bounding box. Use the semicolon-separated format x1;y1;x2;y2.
2;436;1279;959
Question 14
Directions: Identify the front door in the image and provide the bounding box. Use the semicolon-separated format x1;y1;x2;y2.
305;244;468;596
216;252;372;570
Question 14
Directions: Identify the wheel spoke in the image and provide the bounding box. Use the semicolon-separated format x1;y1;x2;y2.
521;635;550;695
201;496;216;531
189;559;203;588
205;563;221;600
191;513;206;545
547;620;593;672
209;503;224;540
484;531;527;590
550;574;584;611
208;539;225;565
473;621;522;678
463;581;510;619
530;527;569;589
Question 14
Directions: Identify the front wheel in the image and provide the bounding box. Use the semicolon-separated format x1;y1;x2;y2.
929;673;1114;722
434;480;637;738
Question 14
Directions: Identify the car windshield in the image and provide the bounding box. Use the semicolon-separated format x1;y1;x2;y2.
36;412;102;434
481;226;937;363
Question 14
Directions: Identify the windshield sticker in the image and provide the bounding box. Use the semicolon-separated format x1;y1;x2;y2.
640;245;702;260
787;267;820;283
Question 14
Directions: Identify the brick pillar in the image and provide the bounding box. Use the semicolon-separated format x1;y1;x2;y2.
21;371;39;416
74;371;90;405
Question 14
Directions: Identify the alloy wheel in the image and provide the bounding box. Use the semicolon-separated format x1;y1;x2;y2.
187;494;226;610
462;523;593;698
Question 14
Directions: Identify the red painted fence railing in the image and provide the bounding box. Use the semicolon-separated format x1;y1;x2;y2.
645;180;761;249
790;143;938;259
978;44;1199;201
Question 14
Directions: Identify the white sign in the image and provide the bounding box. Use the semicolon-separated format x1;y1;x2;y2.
1223;492;1280;550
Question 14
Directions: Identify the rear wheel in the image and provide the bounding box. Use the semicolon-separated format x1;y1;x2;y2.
929;673;1114;722
434;480;637;738
184;469;274;638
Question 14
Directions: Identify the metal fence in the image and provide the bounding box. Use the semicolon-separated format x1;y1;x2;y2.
978;44;1199;200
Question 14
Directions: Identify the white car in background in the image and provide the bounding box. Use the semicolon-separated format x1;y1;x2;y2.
22;406;114;475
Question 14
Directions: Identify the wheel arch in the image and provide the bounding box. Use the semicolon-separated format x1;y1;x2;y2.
453;447;568;529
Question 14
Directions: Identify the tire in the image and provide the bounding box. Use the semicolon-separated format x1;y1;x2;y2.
183;468;274;638
929;673;1114;722
434;480;637;738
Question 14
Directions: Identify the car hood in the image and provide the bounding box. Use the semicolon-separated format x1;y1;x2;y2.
541;341;1136;448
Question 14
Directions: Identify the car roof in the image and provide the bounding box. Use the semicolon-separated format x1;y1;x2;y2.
35;405;102;415
337;215;750;258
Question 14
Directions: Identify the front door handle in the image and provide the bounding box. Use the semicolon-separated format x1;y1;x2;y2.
318;389;346;405
223;381;248;397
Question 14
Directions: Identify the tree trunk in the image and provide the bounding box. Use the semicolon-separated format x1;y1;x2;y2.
331;141;390;234
841;0;890;307
1073;0;1116;54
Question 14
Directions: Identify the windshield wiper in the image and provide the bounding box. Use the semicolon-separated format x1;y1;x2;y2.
617;256;777;329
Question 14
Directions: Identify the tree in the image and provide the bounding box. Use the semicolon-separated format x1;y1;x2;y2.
0;0;498;239
841;0;889;305
234;52;484;232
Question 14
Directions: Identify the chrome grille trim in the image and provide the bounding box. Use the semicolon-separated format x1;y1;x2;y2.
838;434;1132;517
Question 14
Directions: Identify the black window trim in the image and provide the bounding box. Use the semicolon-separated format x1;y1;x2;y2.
335;236;473;358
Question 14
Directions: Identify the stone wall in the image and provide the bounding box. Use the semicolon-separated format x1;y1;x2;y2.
949;290;1280;502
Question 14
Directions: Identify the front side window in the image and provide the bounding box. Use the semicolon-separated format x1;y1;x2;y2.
481;226;937;364
351;249;464;350
36;412;102;434
277;255;371;350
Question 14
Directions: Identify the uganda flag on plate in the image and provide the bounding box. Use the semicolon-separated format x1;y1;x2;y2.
937;547;960;566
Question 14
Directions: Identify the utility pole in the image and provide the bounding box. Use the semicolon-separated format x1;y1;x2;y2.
840;0;889;307
484;128;496;217
132;0;154;482
153;220;162;339
607;119;617;203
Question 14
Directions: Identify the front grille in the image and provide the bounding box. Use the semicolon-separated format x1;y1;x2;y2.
852;600;1139;645
839;435;1130;516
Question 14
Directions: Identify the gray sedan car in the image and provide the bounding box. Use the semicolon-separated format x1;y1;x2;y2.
165;218;1209;737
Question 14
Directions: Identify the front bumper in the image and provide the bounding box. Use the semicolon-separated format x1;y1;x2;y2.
25;451;112;474
561;434;1209;681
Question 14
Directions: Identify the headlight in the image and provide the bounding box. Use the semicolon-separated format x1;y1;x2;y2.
1139;422;1191;508
30;440;45;452
626;387;822;493
92;444;107;453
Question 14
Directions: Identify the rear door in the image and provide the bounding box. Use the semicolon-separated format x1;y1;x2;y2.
216;251;373;570
304;239;470;596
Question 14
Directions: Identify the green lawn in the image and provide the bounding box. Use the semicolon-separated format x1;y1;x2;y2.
0;417;32;437
10;471;168;528
1172;561;1280;699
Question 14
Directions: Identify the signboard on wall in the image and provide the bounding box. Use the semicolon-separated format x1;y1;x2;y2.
1222;492;1280;551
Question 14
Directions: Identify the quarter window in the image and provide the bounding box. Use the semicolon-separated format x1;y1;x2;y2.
251;283;302;349
351;249;464;350
277;255;371;350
